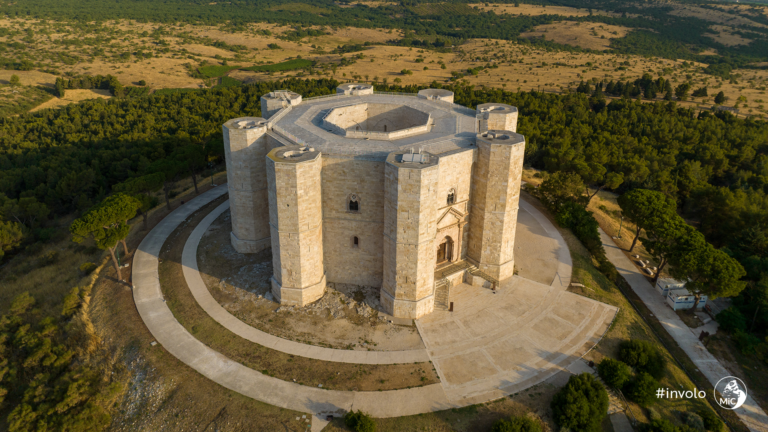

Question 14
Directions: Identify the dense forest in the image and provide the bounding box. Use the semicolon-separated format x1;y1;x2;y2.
2;0;768;69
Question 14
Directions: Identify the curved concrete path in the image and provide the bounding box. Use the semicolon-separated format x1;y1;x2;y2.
133;185;453;419
517;198;572;290
183;200;430;364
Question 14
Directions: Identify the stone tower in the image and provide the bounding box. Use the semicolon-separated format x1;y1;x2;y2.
336;83;374;96
223;117;271;254
260;90;302;119
266;145;327;306
467;131;525;282
381;151;440;319
476;103;518;133
417;88;454;103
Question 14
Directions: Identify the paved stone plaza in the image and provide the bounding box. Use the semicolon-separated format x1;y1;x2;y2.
417;279;617;404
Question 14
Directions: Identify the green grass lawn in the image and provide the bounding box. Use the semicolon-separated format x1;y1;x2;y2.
242;58;314;72
198;64;241;78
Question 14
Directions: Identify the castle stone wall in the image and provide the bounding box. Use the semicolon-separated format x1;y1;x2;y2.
321;157;385;287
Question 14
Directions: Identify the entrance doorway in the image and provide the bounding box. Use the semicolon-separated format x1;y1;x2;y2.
436;236;454;265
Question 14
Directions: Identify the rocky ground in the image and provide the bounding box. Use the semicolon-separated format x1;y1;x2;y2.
197;210;424;351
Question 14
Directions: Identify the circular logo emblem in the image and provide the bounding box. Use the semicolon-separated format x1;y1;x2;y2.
714;376;748;410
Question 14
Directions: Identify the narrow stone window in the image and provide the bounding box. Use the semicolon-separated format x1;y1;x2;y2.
447;188;456;205
353;236;359;248
384;125;387;132
348;194;360;213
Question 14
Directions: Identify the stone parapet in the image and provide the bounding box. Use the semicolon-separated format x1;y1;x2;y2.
261;90;302;120
337;83;374;96
418;88;455;103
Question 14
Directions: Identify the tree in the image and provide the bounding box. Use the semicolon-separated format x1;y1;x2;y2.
643;215;696;286
0;220;23;259
538;171;584;208
675;83;691;101
714;91;726;105
491;416;542;432
113;173;164;230
619;340;666;379
626;372;657;406
551;373;608;432
173;145;206;195
148;159;186;211
576;160;623;203
1;195;50;229
344;410;375;432
618;189;677;252
698;408;724;432
671;239;747;310
55;77;66;97
9;74;20;87
597;358;631;389
70;193;141;281
716;306;747;333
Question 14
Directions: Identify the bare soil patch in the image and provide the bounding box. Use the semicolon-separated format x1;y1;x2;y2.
520;21;631;51
197;209;425;351
161;196;438;391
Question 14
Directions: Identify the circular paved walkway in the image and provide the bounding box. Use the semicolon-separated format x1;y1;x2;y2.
132;184;609;428
132;185;452;420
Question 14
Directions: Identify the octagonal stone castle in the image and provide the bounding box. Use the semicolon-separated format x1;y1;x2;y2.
223;85;524;319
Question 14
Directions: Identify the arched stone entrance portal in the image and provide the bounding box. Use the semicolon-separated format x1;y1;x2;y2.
436;236;454;265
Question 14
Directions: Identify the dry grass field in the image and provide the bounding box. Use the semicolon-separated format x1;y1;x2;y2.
520;21;632;50
470;3;624;18
0;10;767;120
30;89;112;112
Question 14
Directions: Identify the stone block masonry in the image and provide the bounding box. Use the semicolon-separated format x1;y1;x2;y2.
267;145;326;306
224;84;526;319
382;151;440;319
468;131;526;282
223;117;271;254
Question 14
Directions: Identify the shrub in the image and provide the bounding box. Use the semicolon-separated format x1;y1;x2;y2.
79;262;98;275
597;358;631;389
681;411;705;431
619;340;666;379
344;410;375;432
648;418;680;432
733;329;762;354
626;372;657;406
491;416;542;432
551;373;608;432
556;201;603;255
716;307;747;333
698;408;723;432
